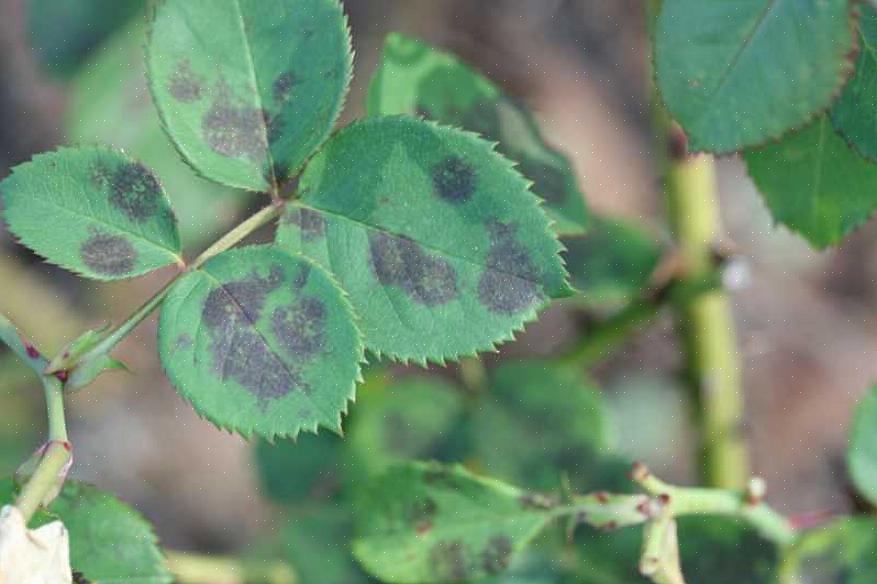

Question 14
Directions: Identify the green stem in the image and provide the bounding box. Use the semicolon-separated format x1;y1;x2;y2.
14;376;71;522
647;0;748;489
165;551;296;584
190;203;282;270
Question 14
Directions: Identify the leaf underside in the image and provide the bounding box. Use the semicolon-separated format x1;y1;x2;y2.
158;245;362;439
352;461;555;584
744;115;877;249
276;116;570;364
656;0;855;153
0;479;172;584
1;146;181;280
832;4;877;162
367;32;589;235
146;0;352;194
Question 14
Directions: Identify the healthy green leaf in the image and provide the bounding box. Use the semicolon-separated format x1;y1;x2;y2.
345;378;465;478
744;116;877;249
832;5;877;162
848;386;877;506
655;0;855;153
780;518;877;583
562;216;662;308
146;0;353;194
276;116;571;363
353;462;558;584
1;146;182;280
0;479;172;584
68;17;249;248
255;432;344;504
158;245;362;439
0;314;47;374
473;361;610;492
367;33;589;235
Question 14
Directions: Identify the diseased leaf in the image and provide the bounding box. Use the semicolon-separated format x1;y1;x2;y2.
473;361;610;493
1;147;182;280
0;479;172;584
158;245;362;439
744;116;877;249
655;0;855;153
780;518;877;583
346;378;465;479
68;17;250;248
146;0;353;194
276;116;570;363
849;386;877;507
562;216;662;308
367;33;589;235
353;462;557;584
832;5;877;162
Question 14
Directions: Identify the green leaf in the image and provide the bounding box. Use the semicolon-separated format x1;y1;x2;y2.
1;146;182;280
849;386;877;506
781;518;877;583
367;33;589;235
146;0;352;194
832;5;877;162
67;17;250;249
255;431;345;505
473;361;610;492
744;116;877;248
353;462;558;584
0;479;172;584
562;216;662;308
276;116;570;363
158;245;363;439
0;314;47;374
676;517;778;584
346;377;465;478
655;0;855;153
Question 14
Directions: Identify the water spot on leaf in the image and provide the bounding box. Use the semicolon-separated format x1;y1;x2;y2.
272;297;326;358
286;208;326;242
80;231;137;276
431;540;469;581
201;265;309;405
478;221;542;314
432;156;477;204
482;535;512;574
168;59;204;103
94;162;163;223
202;80;268;161
369;233;458;306
273;71;298;103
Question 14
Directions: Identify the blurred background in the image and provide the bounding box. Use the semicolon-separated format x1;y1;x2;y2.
1;0;875;572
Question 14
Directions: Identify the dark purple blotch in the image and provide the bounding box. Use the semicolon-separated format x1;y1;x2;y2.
477;221;543;314
272;297;326;359
432;156;477;204
168;59;204;103
369;232;457;306
80;232;137;276
202;80;268;161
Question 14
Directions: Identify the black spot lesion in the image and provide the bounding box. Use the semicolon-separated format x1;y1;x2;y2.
430;540;470;582
481;535;513;574
285;208;326;242
201;265;310;405
167;59;204;103
369;232;458;307
93;161;163;223
80;230;137;276
202;79;269;162
432;156;477;204
477;221;543;315
272;297;326;359
273;71;298;103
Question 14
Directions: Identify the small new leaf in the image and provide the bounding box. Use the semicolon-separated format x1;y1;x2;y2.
276;116;571;363
745;116;877;249
158;245;363;439
147;0;353;194
655;0;856;153
353;461;558;583
368;33;589;235
1;146;182;280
